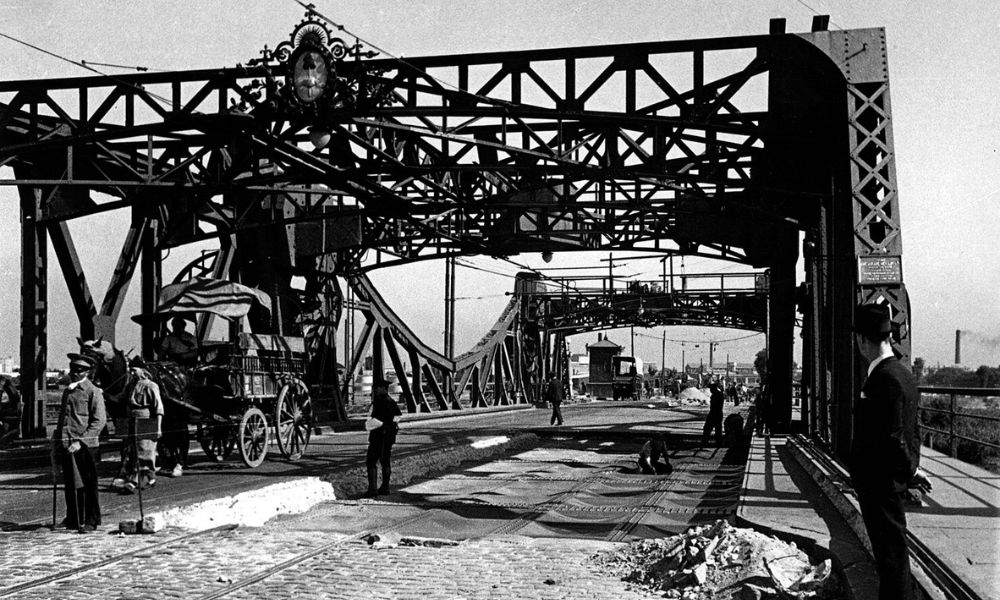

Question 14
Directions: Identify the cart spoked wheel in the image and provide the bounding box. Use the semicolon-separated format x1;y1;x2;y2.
197;423;235;462
238;407;269;468
275;380;313;461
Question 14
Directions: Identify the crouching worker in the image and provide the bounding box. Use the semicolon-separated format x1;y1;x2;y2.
637;436;673;475
115;357;163;493
724;413;745;448
364;379;402;497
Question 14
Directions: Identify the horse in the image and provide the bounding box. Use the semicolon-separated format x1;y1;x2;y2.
79;338;193;482
0;374;22;447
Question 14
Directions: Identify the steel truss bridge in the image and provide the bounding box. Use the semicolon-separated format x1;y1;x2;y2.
2;10;909;461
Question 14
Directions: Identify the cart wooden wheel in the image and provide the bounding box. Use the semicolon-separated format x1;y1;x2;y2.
197;422;235;462
238;407;269;468
275;380;312;461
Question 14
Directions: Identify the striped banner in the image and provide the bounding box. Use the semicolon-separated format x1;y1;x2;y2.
157;278;272;319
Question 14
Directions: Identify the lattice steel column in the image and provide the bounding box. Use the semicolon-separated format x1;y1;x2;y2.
801;28;911;458
847;77;910;360
810;28;911;358
18;184;46;436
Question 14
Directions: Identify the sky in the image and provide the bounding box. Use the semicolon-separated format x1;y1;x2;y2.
0;0;998;372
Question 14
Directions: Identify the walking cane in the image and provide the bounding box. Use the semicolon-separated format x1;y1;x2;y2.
133;415;145;523
49;446;58;529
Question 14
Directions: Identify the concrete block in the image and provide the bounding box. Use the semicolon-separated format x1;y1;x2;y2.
141;514;165;533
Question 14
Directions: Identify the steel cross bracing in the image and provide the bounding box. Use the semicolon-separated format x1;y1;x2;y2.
523;270;767;336
344;273;526;410
536;287;766;335
0;33;777;266
3;14;912;462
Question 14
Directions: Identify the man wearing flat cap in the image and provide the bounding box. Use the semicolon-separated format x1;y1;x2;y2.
849;303;931;600
157;315;198;366
53;353;107;532
363;379;401;498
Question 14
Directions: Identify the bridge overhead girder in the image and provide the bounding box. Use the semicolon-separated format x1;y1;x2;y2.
2;14;909;455
534;289;766;335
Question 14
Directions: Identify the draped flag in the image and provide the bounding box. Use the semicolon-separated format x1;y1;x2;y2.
132;278;271;323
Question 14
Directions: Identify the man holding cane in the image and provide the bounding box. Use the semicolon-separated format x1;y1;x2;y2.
52;353;107;533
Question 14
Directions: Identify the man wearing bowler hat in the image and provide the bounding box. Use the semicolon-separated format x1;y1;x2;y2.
850;302;932;600
53;353;107;532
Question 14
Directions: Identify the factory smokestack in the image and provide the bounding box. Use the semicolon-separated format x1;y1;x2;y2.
955;329;962;365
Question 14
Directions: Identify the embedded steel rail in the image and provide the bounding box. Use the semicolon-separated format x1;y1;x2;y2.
0;524;239;598
906;532;981;600
193;511;437;600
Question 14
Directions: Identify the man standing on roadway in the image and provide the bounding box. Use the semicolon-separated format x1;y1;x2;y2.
545;375;564;426
850;303;932;600
154;315;198;478
701;375;725;446
52;353;107;532
364;379;402;497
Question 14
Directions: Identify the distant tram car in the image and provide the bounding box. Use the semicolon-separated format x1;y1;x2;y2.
611;356;641;401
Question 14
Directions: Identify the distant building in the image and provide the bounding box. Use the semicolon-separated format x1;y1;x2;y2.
732;362;760;386
0;356;16;376
679;362;760;387
569;352;589;394
586;334;622;400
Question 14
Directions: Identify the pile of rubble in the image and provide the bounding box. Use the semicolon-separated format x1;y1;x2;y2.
591;520;842;599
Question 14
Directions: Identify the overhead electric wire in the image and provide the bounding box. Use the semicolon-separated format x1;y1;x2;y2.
790;0;846;30
632;330;764;344
0;31;173;107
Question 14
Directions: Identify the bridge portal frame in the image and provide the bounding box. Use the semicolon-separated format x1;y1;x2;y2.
1;16;909;460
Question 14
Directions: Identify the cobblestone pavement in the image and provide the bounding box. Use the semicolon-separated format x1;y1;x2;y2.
0;426;745;600
0;400;722;527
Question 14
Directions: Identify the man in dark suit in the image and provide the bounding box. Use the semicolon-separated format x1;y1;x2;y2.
849;303;932;600
545;376;564;426
701;376;725;446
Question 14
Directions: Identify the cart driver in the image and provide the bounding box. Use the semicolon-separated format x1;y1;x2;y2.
157;316;199;366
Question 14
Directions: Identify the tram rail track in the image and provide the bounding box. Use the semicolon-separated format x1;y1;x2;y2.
0;524;239;598
193;511;438;600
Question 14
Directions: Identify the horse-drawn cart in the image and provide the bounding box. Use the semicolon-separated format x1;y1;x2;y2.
190;333;314;468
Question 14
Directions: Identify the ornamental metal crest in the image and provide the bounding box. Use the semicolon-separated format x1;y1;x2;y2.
241;6;386;115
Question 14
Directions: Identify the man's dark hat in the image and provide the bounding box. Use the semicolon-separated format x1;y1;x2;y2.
853;303;892;337
128;355;147;369
67;353;96;369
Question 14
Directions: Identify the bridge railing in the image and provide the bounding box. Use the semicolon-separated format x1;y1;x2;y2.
917;386;1000;471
